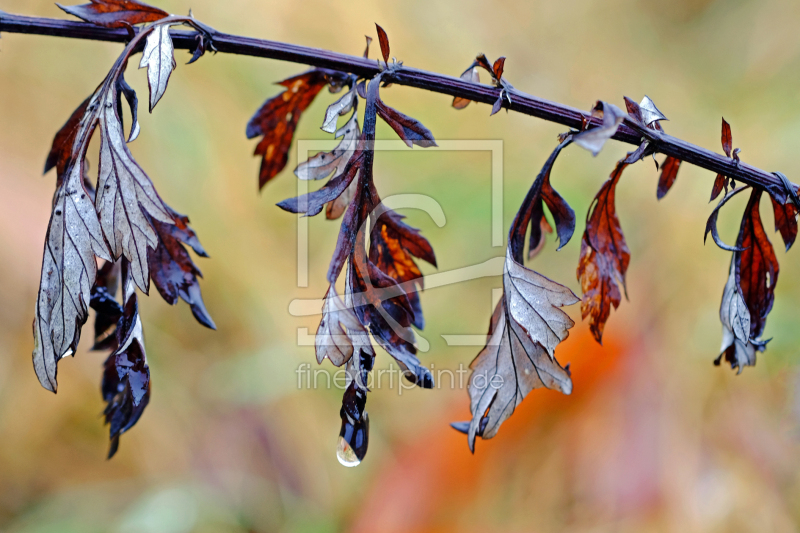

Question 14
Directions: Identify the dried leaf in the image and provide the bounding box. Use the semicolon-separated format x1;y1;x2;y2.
770;194;798;251
376;98;437;148
363;35;372;59
453;66;479;109
147;208;215;330
316;286;374;367
321;88;356;134
474;54;494;76
277;149;362;216
577;161;630;343
490;94;504;116
639;95;667;127
95;87;173;291
139;23;177;113
57;0;168;29
44;96;91;180
710;174;729;202
716;257;759;372
573;101;626;156
369;209;437;329
736;189;778;340
492;57;506;80
721;118;733;158
246;70;328;188
33;158;112;392
90;260;122;351
102;261;151;458
465;249;577;451
326;175;358;220
296;114;360;181
375;23;390;64
657;156;681;200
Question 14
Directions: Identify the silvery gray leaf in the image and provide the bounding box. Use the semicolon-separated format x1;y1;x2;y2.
466;248;578;451
296;114;360;180
33;160;112;392
139;23;177;112
639;95;667;127
719;258;750;344
321;89;356;134
573;101;626;156
316;285;374;367
96;89;173;292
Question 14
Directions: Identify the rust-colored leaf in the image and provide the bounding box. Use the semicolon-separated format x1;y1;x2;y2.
770;195;798;251
363;35;372;59
58;0;168;29
710;174;729;202
246;70;328;189
474;54;494;76
147;207;215;330
577;161;630;343
721;117;733;157
492;56;506;80
376;98;437;147
375;23;390;64
44;96;92;182
657;156;681;200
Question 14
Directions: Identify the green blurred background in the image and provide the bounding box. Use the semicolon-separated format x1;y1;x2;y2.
2;0;800;531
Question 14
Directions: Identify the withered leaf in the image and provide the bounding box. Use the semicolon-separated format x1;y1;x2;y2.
463;249;577;451
369;209;437;329
44;96;91;180
577;161;630;344
657;156;681;200
573;101;626;156
246;70;328;188
474;54;494;77
456;139;577;451
492;57;506;80
453;66;479;109
490;94;504;116
57;0;168;29
716;257;756;372
736;188;778;341
102;261;151;458
321;88;356;134
363;35;372;59
770;194;798;251
33;159;112;392
316;286;374;367
95;87;173;291
139;22;177;113
375;23;391;65
326;176;358;220
296;114;360;181
710;174;729;202
278;149;362;216
376;97;437;148
639;95;667;128
147;208;215;330
721;117;733;158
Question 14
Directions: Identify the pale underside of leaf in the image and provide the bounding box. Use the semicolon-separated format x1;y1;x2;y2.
139;23;176;112
321;89;356;134
296;114;360;181
573;102;626;156
639;95;667;126
466;249;578;450
33;161;112;392
316;286;374;366
96;90;172;292
717;257;758;373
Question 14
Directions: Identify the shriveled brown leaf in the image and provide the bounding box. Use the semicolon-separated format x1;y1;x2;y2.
57;0;168;29
657;156;681;200
246;70;328;188
375;23;390;64
573;101;626;156
577;161;630;343
770;195;798;251
492;56;506;79
376;98;437;147
453;66;479;109
721;117;733;157
710;174;729;202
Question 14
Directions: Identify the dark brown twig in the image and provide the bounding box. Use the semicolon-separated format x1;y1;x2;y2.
0;10;793;202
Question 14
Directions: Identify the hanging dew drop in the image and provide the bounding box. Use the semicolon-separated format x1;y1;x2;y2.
336;436;361;467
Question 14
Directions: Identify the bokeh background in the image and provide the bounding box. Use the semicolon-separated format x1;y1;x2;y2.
2;0;800;531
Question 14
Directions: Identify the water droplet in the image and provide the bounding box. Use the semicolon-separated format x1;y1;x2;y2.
336;436;360;467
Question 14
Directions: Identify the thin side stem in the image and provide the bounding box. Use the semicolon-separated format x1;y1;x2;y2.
0;11;793;201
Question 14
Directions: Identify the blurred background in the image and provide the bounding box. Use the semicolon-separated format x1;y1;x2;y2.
2;0;800;531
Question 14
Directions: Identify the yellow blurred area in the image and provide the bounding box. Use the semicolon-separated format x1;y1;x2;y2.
2;0;800;531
